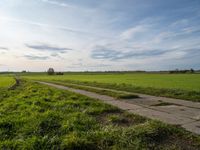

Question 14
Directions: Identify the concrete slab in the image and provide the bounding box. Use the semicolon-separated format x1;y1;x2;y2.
129;108;194;125
105;100;143;110
150;105;200;120
182;121;200;135
37;81;200;135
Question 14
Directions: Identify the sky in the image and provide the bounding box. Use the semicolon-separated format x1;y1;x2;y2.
0;0;200;72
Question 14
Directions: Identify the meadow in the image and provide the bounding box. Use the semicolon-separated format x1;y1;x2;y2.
23;73;200;91
0;76;16;88
0;79;200;149
23;73;200;101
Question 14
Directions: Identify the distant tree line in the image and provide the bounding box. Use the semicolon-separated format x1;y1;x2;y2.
169;68;195;74
1;68;199;74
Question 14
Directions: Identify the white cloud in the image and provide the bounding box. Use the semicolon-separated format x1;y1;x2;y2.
120;25;148;40
171;19;188;27
0;16;87;35
41;0;73;8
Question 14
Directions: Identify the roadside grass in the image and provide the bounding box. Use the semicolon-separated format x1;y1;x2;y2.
22;73;200;91
0;80;200;149
0;76;16;88
22;73;200;102
52;80;200;102
42;80;139;100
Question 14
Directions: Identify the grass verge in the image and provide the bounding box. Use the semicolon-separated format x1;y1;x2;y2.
50;80;200;102
41;80;139;100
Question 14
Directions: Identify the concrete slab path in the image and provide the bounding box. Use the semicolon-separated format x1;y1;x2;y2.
37;81;200;135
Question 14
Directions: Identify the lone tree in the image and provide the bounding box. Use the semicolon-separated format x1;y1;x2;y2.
190;68;194;73
47;68;55;75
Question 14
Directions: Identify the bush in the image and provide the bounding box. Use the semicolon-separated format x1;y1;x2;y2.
56;72;64;75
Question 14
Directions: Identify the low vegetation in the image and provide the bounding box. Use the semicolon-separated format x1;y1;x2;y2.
23;73;200;91
23;73;200;102
32;79;200;102
0;80;200;149
60;80;200;102
43;80;139;99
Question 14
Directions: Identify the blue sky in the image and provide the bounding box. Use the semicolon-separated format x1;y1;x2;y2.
0;0;200;71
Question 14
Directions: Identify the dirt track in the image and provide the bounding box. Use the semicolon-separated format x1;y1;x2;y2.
37;81;200;135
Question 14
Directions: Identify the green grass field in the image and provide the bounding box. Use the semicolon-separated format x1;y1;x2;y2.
23;73;200;101
0;80;200;149
0;76;16;88
23;73;200;91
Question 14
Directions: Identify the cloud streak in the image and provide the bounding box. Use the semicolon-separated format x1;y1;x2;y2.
91;46;200;61
0;16;112;39
25;43;72;53
120;25;148;40
24;55;49;60
68;63;111;69
0;17;97;36
91;47;169;60
0;47;9;50
41;0;74;8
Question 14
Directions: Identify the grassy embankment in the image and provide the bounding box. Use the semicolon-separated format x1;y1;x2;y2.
23;73;200;102
1;80;200;149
